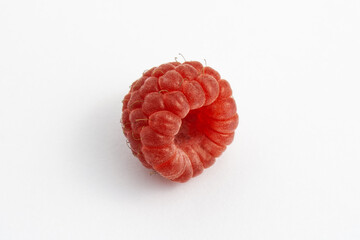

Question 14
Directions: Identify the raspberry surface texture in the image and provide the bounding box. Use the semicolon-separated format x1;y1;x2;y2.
122;61;238;182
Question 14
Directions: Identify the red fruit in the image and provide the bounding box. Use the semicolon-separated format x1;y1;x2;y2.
122;61;238;182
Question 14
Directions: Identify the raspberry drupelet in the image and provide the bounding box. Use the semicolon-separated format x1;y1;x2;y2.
122;60;238;182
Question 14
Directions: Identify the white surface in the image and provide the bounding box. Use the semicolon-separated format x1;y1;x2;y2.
1;0;360;239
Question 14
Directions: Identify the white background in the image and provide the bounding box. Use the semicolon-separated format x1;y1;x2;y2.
1;0;360;239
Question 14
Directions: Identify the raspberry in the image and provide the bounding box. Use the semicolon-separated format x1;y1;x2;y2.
122;61;238;182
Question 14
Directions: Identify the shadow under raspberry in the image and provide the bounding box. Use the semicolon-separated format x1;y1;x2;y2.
73;95;177;199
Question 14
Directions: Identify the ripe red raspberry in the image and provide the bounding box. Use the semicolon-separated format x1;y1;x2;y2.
122;60;238;182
